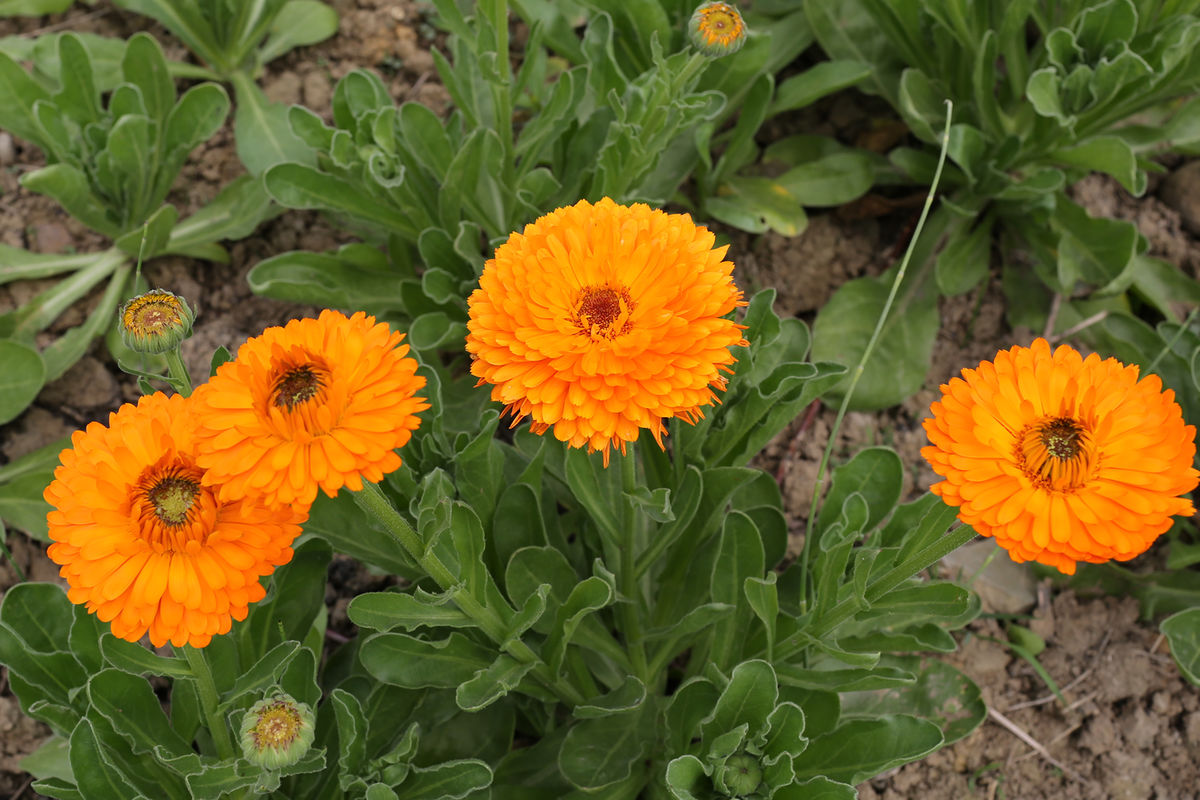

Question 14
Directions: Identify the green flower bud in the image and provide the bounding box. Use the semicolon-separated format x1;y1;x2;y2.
118;289;195;355
239;693;315;770
717;752;762;797
688;2;747;57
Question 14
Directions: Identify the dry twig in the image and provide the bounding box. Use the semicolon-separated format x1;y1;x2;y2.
988;707;1091;785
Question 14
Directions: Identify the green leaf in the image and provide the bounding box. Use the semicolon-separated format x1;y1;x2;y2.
840;656;985;745
241;538;330;661
360;631;494;689
0;469;54;540
0;49;51;145
54;33;100;125
774;776;858;800
247;245;408;312
544;576;613;675
164;82;231;159
68;719;139;800
1162;608;1200;686
456;654;536;712
349;590;474;632
20;735;73;786
87;669;192;757
702;660;778;743
122;32;173;124
770;60;872;115
99;635;192;678
776;152;874;207
113;204;179;260
1051;136;1145;195
232;73;313;175
257;0;339;65
0;583;73;653
935;215;993;296
1054;198;1140;290
0;623;87;706
791;715;943;784
220;640;301;708
816;447;904;537
558;707;648;791
20;163;119;237
709;513;765;671
706;176;808;236
331;688;367;780
811;273;939;410
397;759;493;800
0;0;73;14
264;162;413;231
574;675;647;719
110;0;224;71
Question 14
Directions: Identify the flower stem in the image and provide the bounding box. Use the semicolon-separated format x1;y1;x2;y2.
795;101;955;614
182;645;235;761
164;348;193;396
352;481;586;706
618;447;650;682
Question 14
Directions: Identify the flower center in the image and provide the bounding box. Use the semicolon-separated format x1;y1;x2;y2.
574;285;634;339
698;4;742;44
252;701;303;750
146;475;200;526
123;293;184;337
1015;416;1095;491
273;364;324;409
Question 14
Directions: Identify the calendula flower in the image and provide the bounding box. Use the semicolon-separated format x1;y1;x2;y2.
466;197;747;465
119;289;195;354
240;693;315;770
923;339;1198;574
689;2;747;57
191;310;428;506
45;392;305;648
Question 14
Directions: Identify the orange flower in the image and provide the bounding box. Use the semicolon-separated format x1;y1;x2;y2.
465;197;747;465
923;339;1198;574
191;310;427;506
45;392;305;648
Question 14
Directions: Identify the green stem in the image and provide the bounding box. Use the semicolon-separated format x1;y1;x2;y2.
165;348;193;397
795;102;956;615
617;448;650;682
352;481;586;706
182;645;235;761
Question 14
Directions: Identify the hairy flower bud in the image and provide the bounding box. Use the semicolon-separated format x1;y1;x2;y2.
716;753;763;796
689;2;746;57
118;289;194;354
239;693;315;770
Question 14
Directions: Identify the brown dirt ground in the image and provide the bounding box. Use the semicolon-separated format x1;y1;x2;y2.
2;2;1199;799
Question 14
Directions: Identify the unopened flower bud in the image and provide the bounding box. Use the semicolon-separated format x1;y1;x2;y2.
239;693;315;770
716;753;762;796
689;2;746;57
118;289;194;354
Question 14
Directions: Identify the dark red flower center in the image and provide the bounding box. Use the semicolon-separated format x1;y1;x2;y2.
574;286;633;338
273;364;324;409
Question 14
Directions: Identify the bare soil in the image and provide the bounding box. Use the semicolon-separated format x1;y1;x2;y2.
2;3;1199;799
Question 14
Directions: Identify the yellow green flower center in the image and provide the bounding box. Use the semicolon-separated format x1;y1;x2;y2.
273;364;324;409
251;701;303;750
574;285;634;339
146;474;201;526
698;4;743;46
123;293;184;338
1016;416;1095;491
